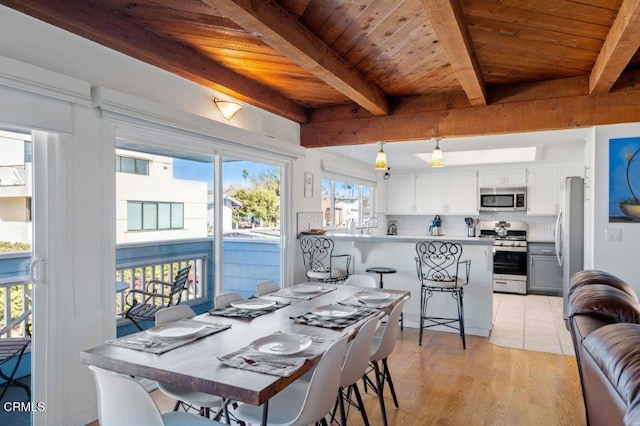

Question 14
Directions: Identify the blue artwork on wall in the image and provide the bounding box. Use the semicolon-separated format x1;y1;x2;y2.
609;137;640;222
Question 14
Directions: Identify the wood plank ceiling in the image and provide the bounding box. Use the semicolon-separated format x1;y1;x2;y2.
3;0;640;148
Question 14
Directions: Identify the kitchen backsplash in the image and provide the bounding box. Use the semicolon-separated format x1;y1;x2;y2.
387;212;557;241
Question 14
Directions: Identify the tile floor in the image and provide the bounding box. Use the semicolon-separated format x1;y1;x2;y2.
490;292;575;356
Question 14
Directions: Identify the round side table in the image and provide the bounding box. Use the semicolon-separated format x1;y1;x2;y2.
365;267;403;330
365;267;397;289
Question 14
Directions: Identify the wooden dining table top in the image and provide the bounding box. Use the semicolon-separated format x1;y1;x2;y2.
81;284;410;406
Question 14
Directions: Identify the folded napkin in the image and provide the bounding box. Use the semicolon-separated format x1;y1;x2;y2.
218;333;333;377
290;306;378;329
107;320;231;355
268;285;337;300
208;300;290;319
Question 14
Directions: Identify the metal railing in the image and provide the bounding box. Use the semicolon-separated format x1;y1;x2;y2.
0;277;32;338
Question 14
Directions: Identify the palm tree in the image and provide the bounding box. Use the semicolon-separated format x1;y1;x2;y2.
242;169;249;187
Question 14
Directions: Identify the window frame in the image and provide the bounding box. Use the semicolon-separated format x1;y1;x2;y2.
322;178;374;228
126;200;184;231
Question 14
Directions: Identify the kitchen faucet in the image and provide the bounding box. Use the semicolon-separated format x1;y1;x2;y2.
365;216;378;235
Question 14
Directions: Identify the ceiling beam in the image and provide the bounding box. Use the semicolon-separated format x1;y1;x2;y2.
589;0;640;94
205;0;390;116
421;0;486;106
0;0;308;122
301;73;640;147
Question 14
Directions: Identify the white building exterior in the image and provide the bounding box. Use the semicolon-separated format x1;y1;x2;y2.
0;132;32;244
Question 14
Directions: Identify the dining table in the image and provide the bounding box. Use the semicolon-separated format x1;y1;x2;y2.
81;283;410;425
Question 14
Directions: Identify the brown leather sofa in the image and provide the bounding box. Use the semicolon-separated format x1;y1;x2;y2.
567;270;640;426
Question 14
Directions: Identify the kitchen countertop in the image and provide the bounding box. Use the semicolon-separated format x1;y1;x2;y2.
325;233;494;246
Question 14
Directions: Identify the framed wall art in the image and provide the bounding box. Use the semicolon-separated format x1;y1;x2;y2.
304;172;314;198
609;137;640;222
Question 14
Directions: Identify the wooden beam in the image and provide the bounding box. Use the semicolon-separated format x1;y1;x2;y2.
0;0;308;122
205;0;390;116
589;0;640;94
301;82;640;147
421;0;486;106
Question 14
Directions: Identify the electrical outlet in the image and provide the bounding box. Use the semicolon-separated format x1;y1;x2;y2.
606;228;622;242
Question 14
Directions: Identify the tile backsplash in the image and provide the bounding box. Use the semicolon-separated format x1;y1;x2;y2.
387;212;557;241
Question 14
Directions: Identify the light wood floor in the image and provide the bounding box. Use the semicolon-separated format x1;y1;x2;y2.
131;328;586;426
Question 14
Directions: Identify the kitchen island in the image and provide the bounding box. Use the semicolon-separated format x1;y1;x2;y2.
327;233;494;337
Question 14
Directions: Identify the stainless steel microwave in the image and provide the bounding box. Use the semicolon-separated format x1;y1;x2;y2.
479;187;527;211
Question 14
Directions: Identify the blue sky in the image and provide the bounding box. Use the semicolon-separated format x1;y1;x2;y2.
173;158;277;189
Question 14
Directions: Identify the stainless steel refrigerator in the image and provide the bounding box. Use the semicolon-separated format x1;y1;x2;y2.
555;176;584;319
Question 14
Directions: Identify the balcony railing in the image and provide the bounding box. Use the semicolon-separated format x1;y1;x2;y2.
0;275;31;338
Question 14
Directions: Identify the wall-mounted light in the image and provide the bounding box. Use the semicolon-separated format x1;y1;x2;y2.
213;97;243;120
431;138;444;168
374;142;388;170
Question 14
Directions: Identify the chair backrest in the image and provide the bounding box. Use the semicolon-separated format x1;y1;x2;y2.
89;365;164;426
299;236;335;273
370;296;409;362
256;280;280;296
344;274;377;288
168;265;192;306
415;241;463;284
156;305;195;325
340;312;384;387
214;292;244;308
291;330;351;426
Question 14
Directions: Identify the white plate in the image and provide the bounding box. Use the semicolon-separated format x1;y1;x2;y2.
147;322;206;340
290;284;322;294
354;291;392;303
311;305;358;318
230;299;277;310
249;334;312;356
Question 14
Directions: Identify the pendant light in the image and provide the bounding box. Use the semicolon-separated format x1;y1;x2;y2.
431;138;444;168
374;142;388;170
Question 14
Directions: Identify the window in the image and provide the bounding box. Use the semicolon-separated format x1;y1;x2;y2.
322;179;373;227
127;201;184;231
116;155;149;175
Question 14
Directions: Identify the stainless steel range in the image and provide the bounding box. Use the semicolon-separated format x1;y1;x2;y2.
480;221;528;295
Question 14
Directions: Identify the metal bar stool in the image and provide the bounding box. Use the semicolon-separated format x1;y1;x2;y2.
365;267;403;330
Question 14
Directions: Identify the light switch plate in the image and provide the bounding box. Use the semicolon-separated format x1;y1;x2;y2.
606;228;622;242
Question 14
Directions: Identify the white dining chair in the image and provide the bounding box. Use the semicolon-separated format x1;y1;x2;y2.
154;306;225;419
88;365;224;426
344;274;377;288
231;330;351;426
256;280;280;296
334;311;385;425
214;292;244;308
365;295;409;426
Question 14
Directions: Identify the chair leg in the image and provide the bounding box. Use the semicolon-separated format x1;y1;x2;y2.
372;361;388;426
382;358;399;409
419;287;433;346
338;387;347;426
172;400;181;411
0;344;30;402
352;383;370;426
458;288;466;349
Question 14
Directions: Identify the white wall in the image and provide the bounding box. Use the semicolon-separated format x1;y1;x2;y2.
593;123;640;290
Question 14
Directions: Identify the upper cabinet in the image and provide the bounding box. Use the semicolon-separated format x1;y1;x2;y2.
386;173;416;214
478;168;527;187
416;170;478;215
527;164;584;216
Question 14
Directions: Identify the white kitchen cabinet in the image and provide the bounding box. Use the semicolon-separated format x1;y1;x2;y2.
478;168;527;187
386;173;416;214
528;164;584;216
416;170;478;215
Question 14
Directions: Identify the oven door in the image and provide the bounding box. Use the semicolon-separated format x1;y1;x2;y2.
493;246;527;276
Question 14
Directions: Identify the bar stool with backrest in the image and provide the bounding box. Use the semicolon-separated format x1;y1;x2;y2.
415;241;471;348
299;236;351;283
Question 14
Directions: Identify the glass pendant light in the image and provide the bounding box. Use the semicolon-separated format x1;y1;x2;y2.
431;138;444;168
374;142;388;170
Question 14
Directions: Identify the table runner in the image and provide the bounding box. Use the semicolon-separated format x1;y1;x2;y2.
218;332;333;377
208;300;290;319
290;306;378;329
107;320;231;355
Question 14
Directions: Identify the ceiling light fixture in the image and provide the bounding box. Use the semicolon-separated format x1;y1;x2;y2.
213;97;243;120
431;138;444;168
374;142;388;170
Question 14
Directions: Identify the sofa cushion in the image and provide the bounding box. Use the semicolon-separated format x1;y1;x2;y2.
583;323;640;420
569;270;638;302
568;284;640;324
